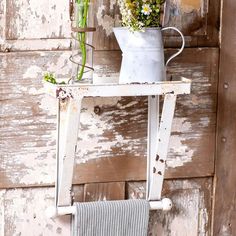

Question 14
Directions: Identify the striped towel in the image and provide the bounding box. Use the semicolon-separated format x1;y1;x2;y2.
72;200;150;236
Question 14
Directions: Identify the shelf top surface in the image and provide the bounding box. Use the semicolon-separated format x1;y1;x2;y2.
44;77;191;99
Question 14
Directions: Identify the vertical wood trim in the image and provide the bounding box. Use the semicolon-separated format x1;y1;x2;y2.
214;0;236;235
0;0;6;44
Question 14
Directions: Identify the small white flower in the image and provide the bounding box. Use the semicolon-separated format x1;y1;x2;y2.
127;9;132;16
141;4;152;15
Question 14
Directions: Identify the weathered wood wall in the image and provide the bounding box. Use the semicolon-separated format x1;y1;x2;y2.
213;0;236;235
0;0;221;235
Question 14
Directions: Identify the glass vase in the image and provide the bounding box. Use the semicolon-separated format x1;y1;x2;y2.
70;0;95;83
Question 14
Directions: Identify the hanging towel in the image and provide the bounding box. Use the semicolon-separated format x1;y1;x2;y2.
72;199;150;236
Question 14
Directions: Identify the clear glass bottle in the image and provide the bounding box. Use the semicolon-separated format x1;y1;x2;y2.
70;0;95;83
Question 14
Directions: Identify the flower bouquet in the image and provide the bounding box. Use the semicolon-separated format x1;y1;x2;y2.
114;0;185;84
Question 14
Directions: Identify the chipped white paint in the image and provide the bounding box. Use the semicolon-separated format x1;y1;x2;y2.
199;208;208;235
167;134;195;168
168;189;200;235
167;116;210;168
96;2;120;36
2;188;70;236
171;117;192;133
128;179;211;235
23;65;42;79
199;117;210;126
1;39;71;51
1;49;215;187
77;97;142;163
6;0;71;39
0;51;71;187
0;190;6;236
116;100;139;109
29;87;57;116
46;53;72;78
0;0;6;43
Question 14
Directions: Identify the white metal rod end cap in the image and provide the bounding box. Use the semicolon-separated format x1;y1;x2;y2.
45;206;57;219
162;198;173;211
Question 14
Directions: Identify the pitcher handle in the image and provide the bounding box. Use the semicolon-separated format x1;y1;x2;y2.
161;27;185;66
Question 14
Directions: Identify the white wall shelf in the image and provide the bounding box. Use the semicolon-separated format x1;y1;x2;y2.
44;77;191;217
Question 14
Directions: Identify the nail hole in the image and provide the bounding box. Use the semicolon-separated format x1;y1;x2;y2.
94;106;101;115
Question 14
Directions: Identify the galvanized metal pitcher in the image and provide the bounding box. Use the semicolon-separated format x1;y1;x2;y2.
113;27;185;84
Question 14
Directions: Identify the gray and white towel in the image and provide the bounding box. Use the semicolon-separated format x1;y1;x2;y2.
72;199;150;236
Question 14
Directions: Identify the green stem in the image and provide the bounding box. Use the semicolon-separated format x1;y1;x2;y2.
76;0;89;81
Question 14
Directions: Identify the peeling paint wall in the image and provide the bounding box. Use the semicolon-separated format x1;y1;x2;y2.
0;0;220;235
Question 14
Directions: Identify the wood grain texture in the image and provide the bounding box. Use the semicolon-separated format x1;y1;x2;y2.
5;0;70;40
72;185;84;203
0;48;218;188
0;51;70;188
0;0;220;51
93;0;220;50
213;0;236;235
74;47;218;183
127;178;213;236
84;182;125;201
0;187;71;236
0;179;212;235
93;0;120;50
163;0;220;47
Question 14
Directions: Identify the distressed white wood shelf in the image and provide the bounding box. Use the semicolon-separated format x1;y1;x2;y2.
44;77;191;216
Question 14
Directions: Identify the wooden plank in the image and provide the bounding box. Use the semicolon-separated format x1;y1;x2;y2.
93;0;120;50
213;0;236;235
0;51;70;188
0;180;212;235
74;47;218;183
5;0;70;40
0;187;71;236
0;39;71;52
0;190;5;236
84;182;125;201
127;178;213;235
163;0;220;47
0;48;217;188
93;0;220;50
0;0;6;45
72;185;84;202
0;0;220;51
